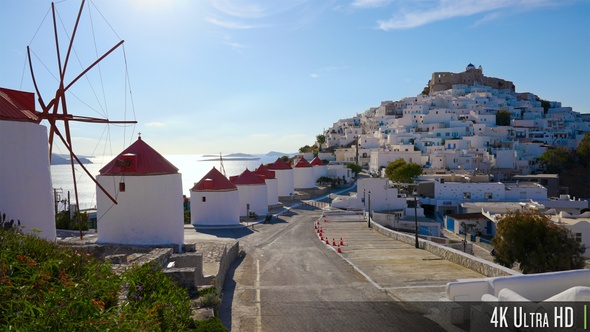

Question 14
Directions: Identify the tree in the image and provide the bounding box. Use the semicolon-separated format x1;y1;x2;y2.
316;134;326;152
495;109;511;126
299;145;313;153
384;158;407;179
538;147;575;173
576;132;590;166
385;159;422;184
491;209;585;274
346;163;362;176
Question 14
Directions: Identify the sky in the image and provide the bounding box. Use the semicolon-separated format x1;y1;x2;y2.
1;0;589;157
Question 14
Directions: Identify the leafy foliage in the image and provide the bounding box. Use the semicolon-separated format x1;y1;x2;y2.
1;211;21;232
0;228;227;331
384;158;423;183
298;145;314;153
55;210;89;230
491;210;585;274
495;109;511;126
538;147;575;173
576;132;590;166
316;134;326;152
346;163;362;175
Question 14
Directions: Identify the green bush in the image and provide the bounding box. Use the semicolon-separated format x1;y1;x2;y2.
0;227;226;331
55;210;89;231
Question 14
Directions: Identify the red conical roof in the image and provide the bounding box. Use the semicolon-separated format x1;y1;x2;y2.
267;157;292;170
0;88;40;123
230;169;265;185
191;167;237;191
99;136;178;175
253;164;276;179
295;156;312;168
311;157;325;166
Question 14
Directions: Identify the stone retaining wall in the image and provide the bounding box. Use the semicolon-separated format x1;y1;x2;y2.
215;241;240;292
370;220;519;277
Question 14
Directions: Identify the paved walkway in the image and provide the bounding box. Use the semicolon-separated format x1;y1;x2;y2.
315;215;486;302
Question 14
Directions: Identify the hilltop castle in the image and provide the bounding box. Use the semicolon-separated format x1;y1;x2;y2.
429;63;515;93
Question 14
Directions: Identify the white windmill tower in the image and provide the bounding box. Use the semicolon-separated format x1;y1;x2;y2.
25;0;137;238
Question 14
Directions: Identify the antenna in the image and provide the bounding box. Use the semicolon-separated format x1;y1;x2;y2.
219;152;226;177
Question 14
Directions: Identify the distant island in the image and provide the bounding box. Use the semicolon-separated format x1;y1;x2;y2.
199;153;260;161
198;151;293;162
50;154;93;165
266;151;292;157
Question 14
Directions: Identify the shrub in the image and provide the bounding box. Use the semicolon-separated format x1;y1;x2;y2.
0;228;227;331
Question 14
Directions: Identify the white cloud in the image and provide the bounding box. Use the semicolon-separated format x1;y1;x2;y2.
309;73;319;78
206;0;336;30
205;16;259;29
376;0;566;30
210;0;310;19
223;41;247;49
145;122;165;127
351;0;393;8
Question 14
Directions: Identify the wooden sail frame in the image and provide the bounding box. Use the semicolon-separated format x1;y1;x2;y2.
27;0;137;238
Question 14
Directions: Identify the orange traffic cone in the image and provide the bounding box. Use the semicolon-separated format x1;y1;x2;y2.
340;237;345;246
337;245;342;253
325;238;329;245
332;238;336;246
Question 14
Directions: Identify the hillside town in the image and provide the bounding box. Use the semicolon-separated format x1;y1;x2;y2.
311;64;590;258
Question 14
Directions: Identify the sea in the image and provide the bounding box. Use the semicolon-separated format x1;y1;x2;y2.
50;154;287;210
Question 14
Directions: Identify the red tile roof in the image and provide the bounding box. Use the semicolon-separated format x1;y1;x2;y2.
191;167;237;191
267;157;292;170
294;156;312;168
0;88;40;123
310;157;325;166
253;164;276;179
230;169;266;185
99;137;178;175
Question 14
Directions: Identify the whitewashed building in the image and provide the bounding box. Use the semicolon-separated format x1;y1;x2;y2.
267;158;294;197
230;169;268;217
0;88;56;240
547;211;590;258
293;157;315;189
96;136;184;249
332;178;407;212
310;156;328;180
253;164;278;206
190;167;240;226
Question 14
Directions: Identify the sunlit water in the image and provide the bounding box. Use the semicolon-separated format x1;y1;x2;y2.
50;154;284;210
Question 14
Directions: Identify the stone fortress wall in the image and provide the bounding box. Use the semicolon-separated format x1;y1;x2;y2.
429;64;515;93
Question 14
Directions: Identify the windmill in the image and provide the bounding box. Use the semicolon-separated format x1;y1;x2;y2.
26;0;137;238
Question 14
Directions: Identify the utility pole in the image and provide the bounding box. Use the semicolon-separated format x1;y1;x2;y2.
414;194;419;248
367;191;372;228
355;135;359;166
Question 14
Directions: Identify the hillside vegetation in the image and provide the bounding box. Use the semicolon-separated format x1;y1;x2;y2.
0;224;225;331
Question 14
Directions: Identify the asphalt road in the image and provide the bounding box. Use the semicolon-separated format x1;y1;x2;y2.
218;205;446;332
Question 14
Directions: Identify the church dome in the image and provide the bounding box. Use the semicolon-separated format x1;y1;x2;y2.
466;63;476;71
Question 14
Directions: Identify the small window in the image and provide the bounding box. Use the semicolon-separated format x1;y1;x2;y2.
119;182;126;192
202;196;206;202
484;192;493;199
575;233;582;243
463;192;471;199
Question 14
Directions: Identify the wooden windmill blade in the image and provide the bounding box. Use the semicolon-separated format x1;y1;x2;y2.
27;0;137;238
